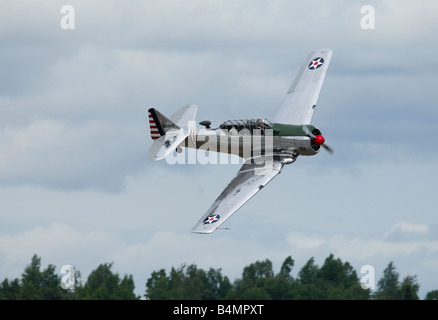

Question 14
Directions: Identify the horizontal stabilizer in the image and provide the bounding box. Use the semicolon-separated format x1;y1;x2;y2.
147;105;197;161
148;128;187;161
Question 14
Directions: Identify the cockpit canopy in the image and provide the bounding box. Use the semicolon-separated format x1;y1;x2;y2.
219;119;272;134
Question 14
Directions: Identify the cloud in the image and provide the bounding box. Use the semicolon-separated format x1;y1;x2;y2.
0;119;147;191
1;0;438;194
287;232;327;249
384;222;437;242
1;0;438;301
0;222;123;281
389;222;428;235
284;221;438;261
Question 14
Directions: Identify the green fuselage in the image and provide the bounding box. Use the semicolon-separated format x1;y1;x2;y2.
272;123;320;137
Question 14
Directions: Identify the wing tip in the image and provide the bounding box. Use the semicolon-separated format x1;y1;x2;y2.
191;224;218;234
191;229;215;235
314;48;332;53
310;48;333;60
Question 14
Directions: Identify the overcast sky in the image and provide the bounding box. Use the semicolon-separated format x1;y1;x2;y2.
1;0;437;299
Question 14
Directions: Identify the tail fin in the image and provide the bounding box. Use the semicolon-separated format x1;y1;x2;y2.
148;108;180;140
147;105;198;161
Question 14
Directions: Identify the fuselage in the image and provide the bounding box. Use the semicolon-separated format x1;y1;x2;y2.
181;119;325;160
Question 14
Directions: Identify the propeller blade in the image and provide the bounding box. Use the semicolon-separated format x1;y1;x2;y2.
322;143;334;154
302;125;315;138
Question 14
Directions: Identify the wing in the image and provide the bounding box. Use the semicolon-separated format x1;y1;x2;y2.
272;49;332;125
191;158;284;234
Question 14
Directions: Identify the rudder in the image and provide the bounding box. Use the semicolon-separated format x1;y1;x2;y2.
148;108;180;140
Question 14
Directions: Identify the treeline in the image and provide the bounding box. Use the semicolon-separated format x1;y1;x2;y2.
146;254;437;300
1;254;438;300
0;255;138;300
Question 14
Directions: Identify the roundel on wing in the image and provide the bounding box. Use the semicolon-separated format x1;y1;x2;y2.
204;214;220;224
308;57;324;70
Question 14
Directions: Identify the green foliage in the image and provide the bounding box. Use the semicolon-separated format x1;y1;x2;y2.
232;259;275;299
145;254;429;300
145;254;371;300
372;261;400;299
0;253;435;300
425;290;438;300
5;254;70;300
0;278;21;300
372;262;420;300
0;254;139;300
145;264;232;300
399;275;420;300
293;254;369;300
75;262;139;300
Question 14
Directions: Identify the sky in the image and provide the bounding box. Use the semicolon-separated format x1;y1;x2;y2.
1;0;438;299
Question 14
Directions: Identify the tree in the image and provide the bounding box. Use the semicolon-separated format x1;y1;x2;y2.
0;255;78;300
232;259;275;300
205;267;233;300
373;261;400;299
372;261;419;300
20;254;67;300
399;275;419;300
0;255;139;300
77;262;139;300
0;278;21;300
278;256;295;280
39;263;67;300
273;256;296;299
118;274;137;299
297;257;319;285
425;290;438;300
20;254;43;299
145;269;169;299
295;257;325;299
317;254;369;300
294;254;370;300
372;262;420;300
318;254;357;288
145;264;232;300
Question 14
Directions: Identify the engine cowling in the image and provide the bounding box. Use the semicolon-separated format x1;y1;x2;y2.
277;125;331;156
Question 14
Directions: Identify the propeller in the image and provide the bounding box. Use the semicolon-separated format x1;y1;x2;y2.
302;125;334;154
321;142;334;154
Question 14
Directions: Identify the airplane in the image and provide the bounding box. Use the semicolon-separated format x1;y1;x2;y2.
148;49;333;234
